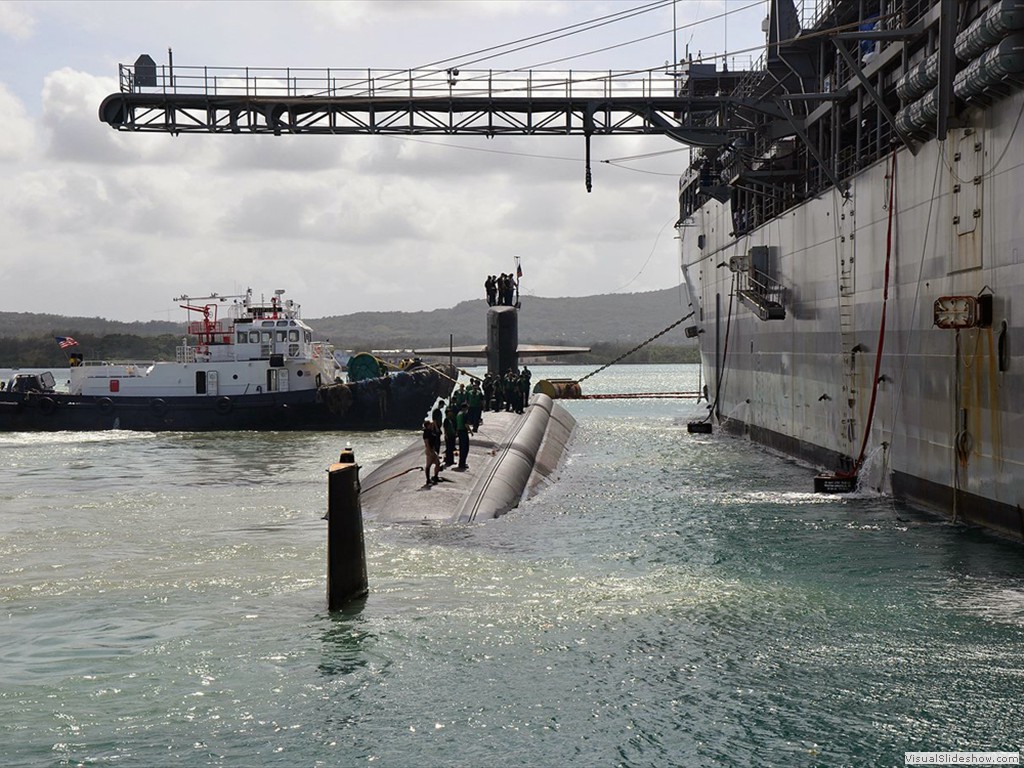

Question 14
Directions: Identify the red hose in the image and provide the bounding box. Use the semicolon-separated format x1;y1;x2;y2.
843;149;897;477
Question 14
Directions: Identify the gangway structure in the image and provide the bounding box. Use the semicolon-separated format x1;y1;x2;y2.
96;0;882;196
97;0;926;201
99;60;762;146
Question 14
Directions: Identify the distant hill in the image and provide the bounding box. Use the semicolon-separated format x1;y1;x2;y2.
315;286;696;349
0;286;697;350
0;312;180;340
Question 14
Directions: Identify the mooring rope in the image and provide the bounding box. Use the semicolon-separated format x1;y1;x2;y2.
580;392;701;399
372;355;461;386
575;311;695;385
699;273;737;425
359;464;425;494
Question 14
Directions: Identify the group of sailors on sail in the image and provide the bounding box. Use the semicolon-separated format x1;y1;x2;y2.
484;274;518;307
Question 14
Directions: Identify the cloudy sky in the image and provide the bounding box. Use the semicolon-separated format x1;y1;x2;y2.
0;0;765;322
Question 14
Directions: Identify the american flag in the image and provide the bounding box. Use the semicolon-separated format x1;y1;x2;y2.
55;336;78;349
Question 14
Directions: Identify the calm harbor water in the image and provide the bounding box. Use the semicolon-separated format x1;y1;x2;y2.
2;364;1023;767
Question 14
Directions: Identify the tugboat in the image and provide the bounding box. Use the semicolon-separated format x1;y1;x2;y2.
0;289;455;432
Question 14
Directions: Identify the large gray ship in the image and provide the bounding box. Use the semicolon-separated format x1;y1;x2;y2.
679;0;1024;538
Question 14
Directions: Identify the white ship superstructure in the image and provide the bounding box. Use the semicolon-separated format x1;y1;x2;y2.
69;289;338;400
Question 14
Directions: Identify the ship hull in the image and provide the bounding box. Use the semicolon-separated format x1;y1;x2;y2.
682;90;1024;539
0;367;454;432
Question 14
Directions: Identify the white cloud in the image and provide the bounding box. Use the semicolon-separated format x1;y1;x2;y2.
0;0;755;321
41;68;204;167
306;0;543;31
0;1;35;41
0;81;36;159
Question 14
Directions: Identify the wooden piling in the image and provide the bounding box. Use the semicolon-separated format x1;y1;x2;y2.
326;448;368;610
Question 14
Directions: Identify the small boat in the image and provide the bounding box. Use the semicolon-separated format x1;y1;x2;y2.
0;289;455;432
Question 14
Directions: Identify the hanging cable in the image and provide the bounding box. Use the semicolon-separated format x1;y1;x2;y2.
415;0;766;97
414;0;677;72
515;1;763;72
611;216;677;292
575;310;695;385
372;356;462;386
603;147;689;163
704;271;736;423
585;132;593;192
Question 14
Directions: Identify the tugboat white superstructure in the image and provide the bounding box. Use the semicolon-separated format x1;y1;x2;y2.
0;289;455;432
71;290;335;403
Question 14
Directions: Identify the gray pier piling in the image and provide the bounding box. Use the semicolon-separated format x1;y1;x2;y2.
326;448;368;611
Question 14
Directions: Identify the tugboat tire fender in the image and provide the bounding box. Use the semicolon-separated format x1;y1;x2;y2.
97;397;113;412
38;396;56;415
215;396;233;415
150;398;167;416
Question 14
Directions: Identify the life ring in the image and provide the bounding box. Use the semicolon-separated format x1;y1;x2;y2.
215;396;233;415
97;397;114;412
38;396;56;415
150;398;167;416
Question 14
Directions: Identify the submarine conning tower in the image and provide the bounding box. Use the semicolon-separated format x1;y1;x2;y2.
487;305;518;376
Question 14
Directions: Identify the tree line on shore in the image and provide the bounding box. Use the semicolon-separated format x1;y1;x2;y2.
0;334;182;367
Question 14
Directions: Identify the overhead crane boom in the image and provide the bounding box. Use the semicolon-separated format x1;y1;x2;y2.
98;61;765;147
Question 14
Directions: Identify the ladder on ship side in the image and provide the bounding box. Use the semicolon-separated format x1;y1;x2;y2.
837;202;858;448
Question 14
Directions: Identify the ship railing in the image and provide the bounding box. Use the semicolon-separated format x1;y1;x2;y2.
187;320;230;336
901;0;933;27
118;63;687;101
77;360;155;376
310;342;339;380
795;0;829;30
731;51;768;100
738;268;787;307
794;0;921;33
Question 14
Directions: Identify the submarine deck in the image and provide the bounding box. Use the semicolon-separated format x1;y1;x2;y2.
359;393;576;524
